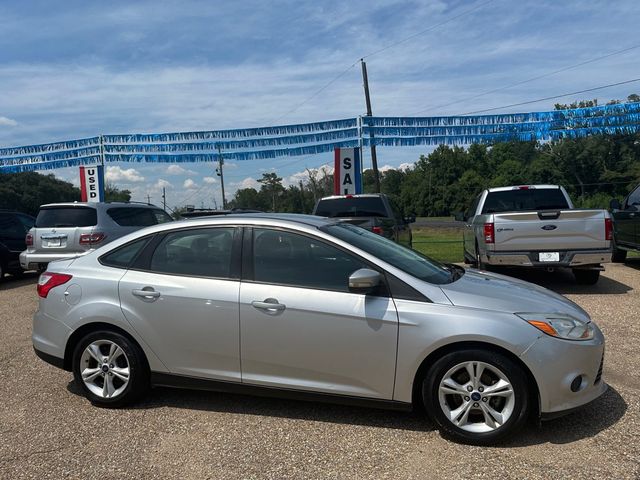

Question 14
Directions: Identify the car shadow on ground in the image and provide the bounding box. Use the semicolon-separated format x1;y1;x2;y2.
0;272;39;291
67;381;626;445
484;267;632;295
620;257;640;271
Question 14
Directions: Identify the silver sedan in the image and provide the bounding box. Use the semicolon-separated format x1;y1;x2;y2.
32;214;606;445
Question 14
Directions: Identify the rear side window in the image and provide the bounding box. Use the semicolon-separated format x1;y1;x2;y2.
0;213;24;237
100;237;150;269
149;228;235;278
482;189;569;214
107;207;172;227
36;207;97;228
315;197;387;218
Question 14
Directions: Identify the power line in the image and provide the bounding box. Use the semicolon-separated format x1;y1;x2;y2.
268;0;494;124
409;43;640;116
361;0;496;60
459;77;640;115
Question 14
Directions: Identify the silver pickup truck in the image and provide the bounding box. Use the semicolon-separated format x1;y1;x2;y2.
460;185;612;284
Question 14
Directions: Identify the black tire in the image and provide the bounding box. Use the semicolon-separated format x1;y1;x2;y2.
72;330;149;408
474;242;485;270
422;349;530;445
611;248;627;263
573;269;600;285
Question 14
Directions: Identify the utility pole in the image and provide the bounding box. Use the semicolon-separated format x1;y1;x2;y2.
361;59;381;193
146;194;151;205
216;143;227;210
162;187;166;211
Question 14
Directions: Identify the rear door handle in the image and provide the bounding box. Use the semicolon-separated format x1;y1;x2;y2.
132;288;161;300
251;298;286;313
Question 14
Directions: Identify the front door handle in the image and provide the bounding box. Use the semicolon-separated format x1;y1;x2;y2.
251;298;286;313
132;288;161;300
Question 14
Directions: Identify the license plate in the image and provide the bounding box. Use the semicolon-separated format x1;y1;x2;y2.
539;252;559;262
46;239;61;247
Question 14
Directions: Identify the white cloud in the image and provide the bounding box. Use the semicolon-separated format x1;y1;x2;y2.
166;164;197;175
154;178;172;189
105;165;145;183
203;176;217;184
232;177;260;190
183;178;197;189
0;116;17;127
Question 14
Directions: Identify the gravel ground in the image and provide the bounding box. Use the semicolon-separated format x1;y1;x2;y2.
1;263;639;479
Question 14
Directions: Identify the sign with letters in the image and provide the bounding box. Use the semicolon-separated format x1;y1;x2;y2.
79;165;105;202
333;147;362;195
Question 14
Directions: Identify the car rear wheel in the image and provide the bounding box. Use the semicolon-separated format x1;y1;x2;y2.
573;269;600;285
72;330;149;407
423;349;529;445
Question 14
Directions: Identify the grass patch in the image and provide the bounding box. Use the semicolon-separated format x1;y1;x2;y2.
412;226;464;263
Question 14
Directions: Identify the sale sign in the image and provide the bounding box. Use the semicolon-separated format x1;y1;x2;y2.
79;165;105;202
333;147;362;195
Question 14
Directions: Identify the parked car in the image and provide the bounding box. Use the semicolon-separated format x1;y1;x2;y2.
20;202;172;271
609;183;640;262
0;210;35;278
180;208;263;218
459;185;612;284
33;213;605;445
312;193;414;247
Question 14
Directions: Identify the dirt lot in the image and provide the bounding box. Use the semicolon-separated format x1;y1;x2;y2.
1;263;639;479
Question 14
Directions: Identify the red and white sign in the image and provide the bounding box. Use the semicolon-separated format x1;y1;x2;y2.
79;165;105;202
333;147;362;195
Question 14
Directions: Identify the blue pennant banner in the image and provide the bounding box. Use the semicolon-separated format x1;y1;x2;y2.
1;103;639;173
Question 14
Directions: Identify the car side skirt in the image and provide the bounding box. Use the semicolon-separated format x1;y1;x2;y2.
151;372;414;412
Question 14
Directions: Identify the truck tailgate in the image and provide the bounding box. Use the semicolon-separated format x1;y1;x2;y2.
492;210;609;251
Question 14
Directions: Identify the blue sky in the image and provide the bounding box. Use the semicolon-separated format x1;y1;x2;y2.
0;0;639;210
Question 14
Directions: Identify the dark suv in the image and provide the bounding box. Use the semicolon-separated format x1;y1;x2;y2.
0;210;35;278
610;184;640;262
312;194;414;247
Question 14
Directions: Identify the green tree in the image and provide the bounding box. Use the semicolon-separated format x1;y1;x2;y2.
105;182;132;202
258;172;284;212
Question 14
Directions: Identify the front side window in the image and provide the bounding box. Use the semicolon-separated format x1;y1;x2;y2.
149;228;235;278
252;228;368;292
36;207;97;228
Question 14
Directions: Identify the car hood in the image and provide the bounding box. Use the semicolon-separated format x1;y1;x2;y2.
439;268;590;320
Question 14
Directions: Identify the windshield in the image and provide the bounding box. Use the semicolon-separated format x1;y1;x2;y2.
482;189;569;214
315;197;387;218
36;207;97;228
323;222;456;285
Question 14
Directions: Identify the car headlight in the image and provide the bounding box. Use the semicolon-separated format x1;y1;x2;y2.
516;312;594;341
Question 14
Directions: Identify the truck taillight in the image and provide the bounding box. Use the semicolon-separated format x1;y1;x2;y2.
483;223;495;244
37;272;72;298
25;233;33;246
605;218;613;241
371;226;383;235
79;233;105;245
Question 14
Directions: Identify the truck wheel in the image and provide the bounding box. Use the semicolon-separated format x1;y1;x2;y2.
611;248;627;263
573;269;600;285
474;243;485;270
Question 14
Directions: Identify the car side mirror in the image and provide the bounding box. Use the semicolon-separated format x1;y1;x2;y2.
404;215;416;224
348;268;382;294
609;198;622;211
454;211;465;222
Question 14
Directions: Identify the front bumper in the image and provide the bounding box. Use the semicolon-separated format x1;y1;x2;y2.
521;331;606;415
482;249;612;268
20;250;90;270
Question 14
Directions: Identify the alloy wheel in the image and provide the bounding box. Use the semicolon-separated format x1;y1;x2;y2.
79;340;130;399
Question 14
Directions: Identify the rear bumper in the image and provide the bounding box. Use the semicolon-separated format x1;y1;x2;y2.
482;249;611;268
34;347;65;370
20;250;91;270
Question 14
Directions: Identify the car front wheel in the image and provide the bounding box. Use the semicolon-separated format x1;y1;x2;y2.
72;330;149;407
423;349;529;445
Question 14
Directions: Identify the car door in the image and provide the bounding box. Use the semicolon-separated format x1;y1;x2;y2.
118;226;242;381
0;213;27;269
463;194;481;256
239;227;399;400
615;185;640;247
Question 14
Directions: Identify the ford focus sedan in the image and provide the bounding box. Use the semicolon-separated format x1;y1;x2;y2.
32;214;606;445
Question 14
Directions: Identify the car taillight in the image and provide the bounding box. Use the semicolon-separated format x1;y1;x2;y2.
79;232;105;245
372;226;383;235
37;272;72;298
605;218;613;241
25;233;33;246
483;222;495;243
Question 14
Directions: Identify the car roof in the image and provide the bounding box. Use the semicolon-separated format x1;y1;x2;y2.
185;212;333;227
39;202;161;209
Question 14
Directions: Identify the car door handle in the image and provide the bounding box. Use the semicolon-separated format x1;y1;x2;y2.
251;298;286;313
132;288;161;300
